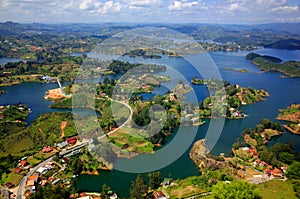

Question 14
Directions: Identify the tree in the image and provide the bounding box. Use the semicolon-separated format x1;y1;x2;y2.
101;184;111;199
287;161;300;179
279;152;295;164
148;171;163;189
130;174;148;199
212;180;261;199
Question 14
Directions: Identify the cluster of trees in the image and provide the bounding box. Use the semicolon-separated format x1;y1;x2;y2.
130;172;163;199
107;60;140;74
130;94;181;145
29;183;71;199
96;77;116;97
197;81;268;118
212;180;261;199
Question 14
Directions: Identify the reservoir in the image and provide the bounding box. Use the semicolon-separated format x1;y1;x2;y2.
1;48;300;197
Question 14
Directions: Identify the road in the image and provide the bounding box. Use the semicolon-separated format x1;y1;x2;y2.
98;100;133;140
16;156;54;199
16;142;88;199
16;100;132;199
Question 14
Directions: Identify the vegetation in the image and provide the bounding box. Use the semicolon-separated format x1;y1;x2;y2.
277;104;300;134
195;80;268;118
129;174;148;199
246;53;300;77
29;183;71;199
212;180;261;199
256;180;298;199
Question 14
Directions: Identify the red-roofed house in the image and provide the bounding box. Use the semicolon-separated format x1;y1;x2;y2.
272;168;283;178
13;168;21;173
42;146;53;153
19;160;28;167
248;148;258;158
67;138;77;145
153;191;167;199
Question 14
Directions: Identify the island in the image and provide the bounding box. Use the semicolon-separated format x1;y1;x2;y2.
246;53;300;77
277;104;300;134
192;78;269;119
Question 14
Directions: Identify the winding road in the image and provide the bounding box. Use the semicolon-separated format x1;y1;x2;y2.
16;99;133;199
16;142;88;199
98;99;133;140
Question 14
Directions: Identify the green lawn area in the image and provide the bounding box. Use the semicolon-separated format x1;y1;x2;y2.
27;151;57;166
6;172;24;186
163;176;209;198
0;136;34;156
109;128;154;153
256;180;297;199
234;149;252;160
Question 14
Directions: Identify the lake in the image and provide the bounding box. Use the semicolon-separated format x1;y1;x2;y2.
1;48;300;197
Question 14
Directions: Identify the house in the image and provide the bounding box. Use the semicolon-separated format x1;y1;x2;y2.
57;141;68;148
153;191;167;199
27;175;39;186
37;167;47;174
4;182;14;189
248;148;258;158
242;147;249;151
281;166;287;172
169;93;177;101
26;179;35;187
19;160;28;167
162;178;172;186
13;168;21;173
264;168;272;176
272;168;284;178
67;138;77;145
42;146;53;153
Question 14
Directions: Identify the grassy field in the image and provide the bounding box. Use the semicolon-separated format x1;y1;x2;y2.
3;172;24;186
109;127;154;154
163;176;210;198
256;180;297;199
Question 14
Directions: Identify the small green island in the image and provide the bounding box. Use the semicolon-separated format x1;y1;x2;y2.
192;78;269;119
246;53;300;77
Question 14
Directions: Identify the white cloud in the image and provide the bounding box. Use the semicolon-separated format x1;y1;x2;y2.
272;5;299;13
79;0;100;10
0;0;299;23
228;3;239;11
128;0;159;7
97;1;122;14
168;0;198;11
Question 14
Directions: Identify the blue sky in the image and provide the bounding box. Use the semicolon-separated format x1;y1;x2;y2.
0;0;299;24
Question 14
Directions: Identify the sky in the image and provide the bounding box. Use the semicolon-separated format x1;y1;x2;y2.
0;0;299;24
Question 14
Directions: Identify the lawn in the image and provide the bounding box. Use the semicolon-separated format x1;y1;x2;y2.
6;172;24;186
27;151;57;166
163;176;209;198
109;127;154;153
256;180;297;199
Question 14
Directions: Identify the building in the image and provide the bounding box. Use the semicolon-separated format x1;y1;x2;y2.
272;168;284;178
153;191;167;199
13;168;21;173
19;160;28;167
67;138;77;145
42;146;53;153
3;182;14;189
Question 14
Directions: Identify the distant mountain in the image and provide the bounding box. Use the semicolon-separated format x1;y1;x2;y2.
264;39;300;50
0;22;299;50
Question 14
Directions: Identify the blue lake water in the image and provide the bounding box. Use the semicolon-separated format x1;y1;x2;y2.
1;48;300;197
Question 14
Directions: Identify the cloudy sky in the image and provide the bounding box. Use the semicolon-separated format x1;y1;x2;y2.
0;0;299;24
